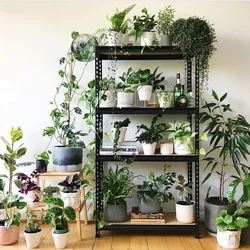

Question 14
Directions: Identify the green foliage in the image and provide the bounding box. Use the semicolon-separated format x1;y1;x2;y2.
135;115;167;144
137;165;176;203
170;17;217;92
24;210;42;233
147;67;165;92
36;150;51;166
175;175;192;204
200;90;250;202
42;185;60;200
58;173;81;192
43;197;76;232
133;8;157;40
108;4;135;32
0;127;32;193
156;5;175;35
216;207;250;232
0;192;26;229
103;166;137;205
117;67;150;93
42;32;96;147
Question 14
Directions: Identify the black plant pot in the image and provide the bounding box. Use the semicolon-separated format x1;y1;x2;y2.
53;146;83;172
36;159;47;173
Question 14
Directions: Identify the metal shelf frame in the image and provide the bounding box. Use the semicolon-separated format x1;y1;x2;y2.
95;46;200;239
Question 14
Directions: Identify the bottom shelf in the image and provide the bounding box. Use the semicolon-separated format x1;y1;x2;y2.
100;212;197;233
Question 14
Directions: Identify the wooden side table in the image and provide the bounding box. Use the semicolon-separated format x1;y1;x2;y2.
30;169;88;241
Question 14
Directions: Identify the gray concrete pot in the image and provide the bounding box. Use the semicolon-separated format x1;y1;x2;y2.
204;197;237;235
139;196;161;213
241;226;250;244
53;146;82;172
104;202;127;222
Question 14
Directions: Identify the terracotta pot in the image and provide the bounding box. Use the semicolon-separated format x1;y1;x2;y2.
0;225;20;245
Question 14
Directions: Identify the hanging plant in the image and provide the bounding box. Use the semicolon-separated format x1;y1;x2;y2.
170;16;217;93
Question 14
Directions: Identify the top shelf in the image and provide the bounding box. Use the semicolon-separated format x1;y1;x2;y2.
95;46;184;60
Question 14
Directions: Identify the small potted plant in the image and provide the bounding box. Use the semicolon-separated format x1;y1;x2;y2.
43;185;60;200
147;66;165;107
16;171;41;208
137;165;176;213
175;175;195;224
24;210;43;249
135;114;167;155
35;150;51;173
106;4;135;46
99;76;116;107
0;189;26;245
58;173;81;208
216;207;250;249
43;197;76;249
103;166;137;222
156;5;175;46
133;7;157;46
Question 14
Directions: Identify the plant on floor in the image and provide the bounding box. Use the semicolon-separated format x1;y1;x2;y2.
137;164;176;203
200;90;250;202
43;197;76;232
43;31;97;147
107;4;136;33
170;17;217;92
0;126;33;193
133;7;157;41
135;114;167;144
156;5;175;36
175;175;193;204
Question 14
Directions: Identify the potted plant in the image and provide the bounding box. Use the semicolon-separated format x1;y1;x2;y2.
137;165;176;213
58;173;82;208
35;150;51;173
16;171;41;208
147;66;165;107
175;175;195;223
136;114;167;155
156;5;175;46
99;77;116;107
24;210;43;249
106;4;135;46
216;207;250;248
200;90;250;234
43;31;96;172
43;197;76;249
133;7;157;46
0;126;32;193
43;185;60;200
103;166;136;222
170;17;217;92
0;190;26;245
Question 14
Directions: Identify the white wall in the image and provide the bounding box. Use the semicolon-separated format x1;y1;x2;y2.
1;1;250;219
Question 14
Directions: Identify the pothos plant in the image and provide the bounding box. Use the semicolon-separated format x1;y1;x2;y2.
200;90;250;203
43;31;96;147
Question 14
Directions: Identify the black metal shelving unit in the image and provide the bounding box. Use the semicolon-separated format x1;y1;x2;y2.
95;46;200;238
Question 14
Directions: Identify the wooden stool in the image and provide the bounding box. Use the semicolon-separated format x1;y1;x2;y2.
29;169;88;241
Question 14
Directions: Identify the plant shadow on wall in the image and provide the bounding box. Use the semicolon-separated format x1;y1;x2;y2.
42;31;97;172
170;16;217;93
200;90;250;234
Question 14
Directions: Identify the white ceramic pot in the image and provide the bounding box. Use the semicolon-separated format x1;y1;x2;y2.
99;90;116;107
60;190;80;208
138;85;153;101
217;229;241;249
160;142;173;155
24;230;41;248
112;127;127;143
106;31;122;46
52;231;69;249
148;92;159;107
175;201;195;223
174;141;192;155
117;92;134;107
141;31;155;46
142;142;157;155
26;190;40;208
121;33;129;45
157;91;174;108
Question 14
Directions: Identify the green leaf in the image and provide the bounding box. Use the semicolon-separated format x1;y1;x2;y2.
16;148;27;159
220;93;227;102
202;173;211;184
64;206;76;220
235;217;249;229
212;90;219;101
227;179;241;203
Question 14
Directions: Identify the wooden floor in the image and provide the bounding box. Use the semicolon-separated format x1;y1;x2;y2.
3;222;250;250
